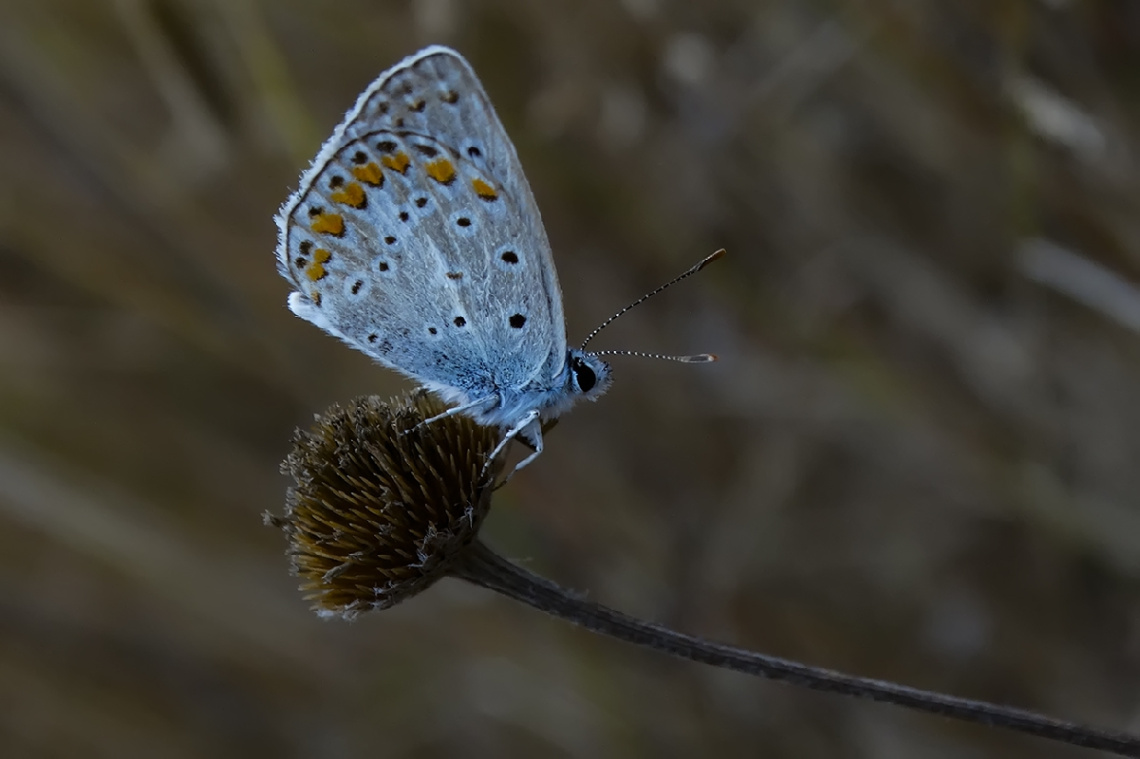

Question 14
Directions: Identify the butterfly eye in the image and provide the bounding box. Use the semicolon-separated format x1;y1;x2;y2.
572;358;596;393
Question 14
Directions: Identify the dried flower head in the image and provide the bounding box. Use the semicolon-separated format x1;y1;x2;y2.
268;392;502;618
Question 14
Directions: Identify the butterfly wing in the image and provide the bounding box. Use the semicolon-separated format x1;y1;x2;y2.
276;46;567;403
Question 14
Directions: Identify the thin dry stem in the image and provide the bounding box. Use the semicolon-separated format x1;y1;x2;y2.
452;540;1140;759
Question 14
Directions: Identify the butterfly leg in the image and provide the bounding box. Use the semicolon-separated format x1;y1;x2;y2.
483;409;541;482
511;413;545;472
408;395;496;434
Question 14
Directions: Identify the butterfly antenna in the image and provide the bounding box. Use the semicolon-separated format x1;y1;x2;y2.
594;349;717;363
580;249;725;349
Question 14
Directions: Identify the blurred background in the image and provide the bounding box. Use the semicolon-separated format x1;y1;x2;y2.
1;0;1139;756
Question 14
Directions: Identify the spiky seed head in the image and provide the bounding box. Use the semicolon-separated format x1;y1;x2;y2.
267;392;502;619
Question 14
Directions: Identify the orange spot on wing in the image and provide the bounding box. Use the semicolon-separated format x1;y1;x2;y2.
471;178;498;200
381;151;410;174
425;158;456;184
310;212;344;236
329;181;366;208
305;248;332;281
352;162;384;186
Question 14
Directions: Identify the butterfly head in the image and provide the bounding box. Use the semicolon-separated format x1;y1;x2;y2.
566;348;612;401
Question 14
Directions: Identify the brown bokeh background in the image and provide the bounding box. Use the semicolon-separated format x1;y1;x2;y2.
2;1;1139;757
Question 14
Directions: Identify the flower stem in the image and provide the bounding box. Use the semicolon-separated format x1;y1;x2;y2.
452;540;1140;758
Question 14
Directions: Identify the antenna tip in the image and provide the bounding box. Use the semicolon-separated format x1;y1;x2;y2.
685;353;718;363
697;249;727;270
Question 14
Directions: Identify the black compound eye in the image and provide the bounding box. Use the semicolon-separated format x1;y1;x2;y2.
572;358;597;393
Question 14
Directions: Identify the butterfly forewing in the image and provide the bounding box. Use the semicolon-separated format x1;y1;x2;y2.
276;47;567;401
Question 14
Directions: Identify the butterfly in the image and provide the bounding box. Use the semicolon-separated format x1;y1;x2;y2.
276;46;718;472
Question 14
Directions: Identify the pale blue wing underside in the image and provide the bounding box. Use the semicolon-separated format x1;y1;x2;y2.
275;46;567;403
